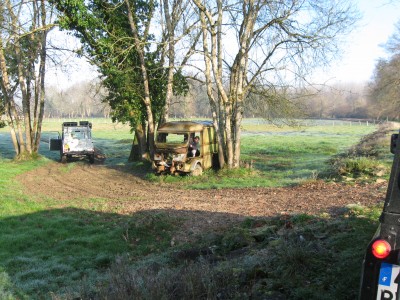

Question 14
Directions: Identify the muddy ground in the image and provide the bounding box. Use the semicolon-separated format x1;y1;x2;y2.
17;162;387;241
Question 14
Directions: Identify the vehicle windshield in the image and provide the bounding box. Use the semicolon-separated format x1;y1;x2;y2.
64;127;91;140
156;133;188;145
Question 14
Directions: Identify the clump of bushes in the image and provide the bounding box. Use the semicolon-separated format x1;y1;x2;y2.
327;124;393;179
56;211;378;300
330;157;386;177
346;123;396;158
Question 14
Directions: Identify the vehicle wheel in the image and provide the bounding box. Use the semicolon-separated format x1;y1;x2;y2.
190;164;203;176
61;155;67;164
89;154;95;164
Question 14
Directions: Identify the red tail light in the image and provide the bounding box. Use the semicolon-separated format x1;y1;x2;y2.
372;239;391;259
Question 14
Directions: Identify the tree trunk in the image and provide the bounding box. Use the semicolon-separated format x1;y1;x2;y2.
195;0;234;168
10;1;33;155
4;102;20;154
0;32;25;155
233;97;244;168
197;8;225;168
224;106;234;167
160;0;176;125
125;0;155;158
128;123;148;161
34;2;49;152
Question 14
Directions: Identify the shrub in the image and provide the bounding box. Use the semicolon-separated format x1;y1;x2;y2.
331;157;382;177
326;124;392;179
345;123;394;158
220;228;255;252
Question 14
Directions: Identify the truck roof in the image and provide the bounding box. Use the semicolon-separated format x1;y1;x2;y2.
62;121;92;129
157;121;214;133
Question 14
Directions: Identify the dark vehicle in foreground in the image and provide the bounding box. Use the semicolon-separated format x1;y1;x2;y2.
49;121;95;163
152;121;218;176
360;132;400;299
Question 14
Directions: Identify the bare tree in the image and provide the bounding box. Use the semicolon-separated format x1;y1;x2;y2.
368;20;400;120
0;0;55;158
192;0;359;168
368;56;400;120
158;0;200;124
45;80;109;118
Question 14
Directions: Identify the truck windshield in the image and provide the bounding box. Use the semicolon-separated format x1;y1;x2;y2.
64;128;90;140
156;133;188;144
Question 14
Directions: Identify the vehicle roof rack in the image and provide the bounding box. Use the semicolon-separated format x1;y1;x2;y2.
79;121;92;128
63;122;78;127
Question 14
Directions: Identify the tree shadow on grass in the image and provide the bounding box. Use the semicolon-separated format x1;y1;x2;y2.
0;205;380;299
0;133;20;160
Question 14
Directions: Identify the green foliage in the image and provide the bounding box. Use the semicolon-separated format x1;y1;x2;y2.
173;70;190;96
331;156;384;177
52;0;189;132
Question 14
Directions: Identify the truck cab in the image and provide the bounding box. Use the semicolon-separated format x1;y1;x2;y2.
152;121;218;176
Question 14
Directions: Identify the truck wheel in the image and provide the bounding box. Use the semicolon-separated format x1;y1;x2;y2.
190;164;203;176
89;154;95;164
61;155;67;164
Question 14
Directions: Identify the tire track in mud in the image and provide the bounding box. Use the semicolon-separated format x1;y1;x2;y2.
17;162;387;237
19;162;154;201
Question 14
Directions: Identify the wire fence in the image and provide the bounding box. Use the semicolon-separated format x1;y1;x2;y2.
241;118;399;128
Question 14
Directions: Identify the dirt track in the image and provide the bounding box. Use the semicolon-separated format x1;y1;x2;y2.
18;162;387;239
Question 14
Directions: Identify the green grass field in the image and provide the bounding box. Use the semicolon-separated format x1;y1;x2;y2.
149;119;386;188
1;118;382;187
0;118;394;299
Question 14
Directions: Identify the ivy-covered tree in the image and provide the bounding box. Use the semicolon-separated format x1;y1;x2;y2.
52;0;189;160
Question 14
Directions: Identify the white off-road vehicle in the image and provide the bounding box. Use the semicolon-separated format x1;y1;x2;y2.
49;121;95;163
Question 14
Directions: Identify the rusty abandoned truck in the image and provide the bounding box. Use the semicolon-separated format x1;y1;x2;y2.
49;121;95;164
152;121;218;176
